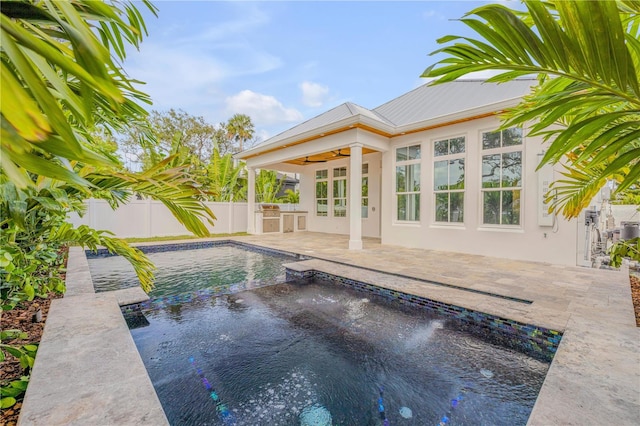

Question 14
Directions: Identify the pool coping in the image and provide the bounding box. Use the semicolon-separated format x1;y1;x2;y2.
18;246;169;426
18;238;640;425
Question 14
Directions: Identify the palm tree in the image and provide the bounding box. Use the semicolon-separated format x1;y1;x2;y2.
423;0;640;218
226;113;255;153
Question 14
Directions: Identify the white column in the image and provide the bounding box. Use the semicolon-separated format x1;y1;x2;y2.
247;167;256;234
349;143;363;249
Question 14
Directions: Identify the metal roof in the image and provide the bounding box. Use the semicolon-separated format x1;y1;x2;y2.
373;79;537;127
256;101;393;148
240;78;537;158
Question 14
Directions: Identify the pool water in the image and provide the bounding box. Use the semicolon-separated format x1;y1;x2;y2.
90;244;550;425
126;283;548;426
88;244;293;297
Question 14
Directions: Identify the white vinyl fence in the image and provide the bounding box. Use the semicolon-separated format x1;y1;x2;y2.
68;199;295;238
68;199;247;238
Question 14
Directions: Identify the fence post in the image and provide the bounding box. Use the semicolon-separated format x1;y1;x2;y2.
228;202;234;234
88;198;97;229
145;198;152;238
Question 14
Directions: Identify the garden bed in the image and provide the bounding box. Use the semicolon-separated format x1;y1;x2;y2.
631;273;640;327
0;293;60;426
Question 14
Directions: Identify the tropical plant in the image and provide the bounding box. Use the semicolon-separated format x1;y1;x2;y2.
1;0;157;188
610;237;640;268
255;170;284;203
283;189;300;204
611;187;640;205
0;328;36;409
206;149;247;201
226;113;255;153
423;0;640;265
1;0;216;292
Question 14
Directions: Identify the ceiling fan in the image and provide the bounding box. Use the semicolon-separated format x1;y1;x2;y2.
302;156;327;164
332;149;350;157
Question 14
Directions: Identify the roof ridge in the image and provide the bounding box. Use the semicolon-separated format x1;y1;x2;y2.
344;102;357;115
344;101;397;126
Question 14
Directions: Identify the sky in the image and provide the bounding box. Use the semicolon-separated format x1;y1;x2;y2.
124;1;501;143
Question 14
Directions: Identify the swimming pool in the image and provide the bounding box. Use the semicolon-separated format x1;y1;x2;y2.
90;242;555;425
87;242;300;297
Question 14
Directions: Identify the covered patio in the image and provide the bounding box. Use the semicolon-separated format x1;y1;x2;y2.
242;119;389;249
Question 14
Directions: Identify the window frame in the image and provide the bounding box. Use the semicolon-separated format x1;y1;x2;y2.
332;166;347;218
479;127;524;228
315;169;328;217
432;135;466;225
394;143;422;223
362;163;369;219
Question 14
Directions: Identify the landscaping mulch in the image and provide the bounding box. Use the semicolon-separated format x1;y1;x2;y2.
0;293;60;426
630;273;640;327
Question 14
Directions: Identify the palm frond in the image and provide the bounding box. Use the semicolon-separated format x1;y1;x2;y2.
424;0;640;218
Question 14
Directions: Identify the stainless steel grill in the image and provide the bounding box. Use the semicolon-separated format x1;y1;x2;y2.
260;205;280;233
260;204;281;218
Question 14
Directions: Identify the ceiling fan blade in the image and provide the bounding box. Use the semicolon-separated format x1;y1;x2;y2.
303;156;327;163
332;149;350;157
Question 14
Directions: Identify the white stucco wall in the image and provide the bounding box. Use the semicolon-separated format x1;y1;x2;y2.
244;116;584;265
299;152;382;238
379;116;579;265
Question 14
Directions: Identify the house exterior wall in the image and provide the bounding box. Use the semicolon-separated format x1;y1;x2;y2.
380;116;580;265
299;152;382;238
294;115;582;265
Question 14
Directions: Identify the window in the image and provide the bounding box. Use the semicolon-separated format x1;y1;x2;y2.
395;144;421;221
433;137;465;223
362;163;369;219
481;127;523;225
333;167;347;217
315;169;328;216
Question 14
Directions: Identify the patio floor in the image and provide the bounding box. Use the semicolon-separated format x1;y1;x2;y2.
19;232;639;425
239;232;640;425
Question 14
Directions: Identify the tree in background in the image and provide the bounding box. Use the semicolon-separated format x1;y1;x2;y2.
423;0;639;266
255;170;285;203
207;149;247;202
119;109;227;168
120;110;258;170
226;113;255;153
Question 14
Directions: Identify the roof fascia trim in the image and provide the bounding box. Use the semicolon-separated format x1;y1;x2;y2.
236;115;394;159
236;96;524;160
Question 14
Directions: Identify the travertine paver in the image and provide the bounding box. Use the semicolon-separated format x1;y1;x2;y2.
19;234;639;425
237;232;639;425
19;247;166;426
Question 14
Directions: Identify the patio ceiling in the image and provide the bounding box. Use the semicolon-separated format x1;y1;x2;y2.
284;147;377;166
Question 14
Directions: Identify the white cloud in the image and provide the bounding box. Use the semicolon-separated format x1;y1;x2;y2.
300;81;330;107
422;9;445;21
255;129;271;144
126;43;228;111
225;90;303;125
178;7;269;45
